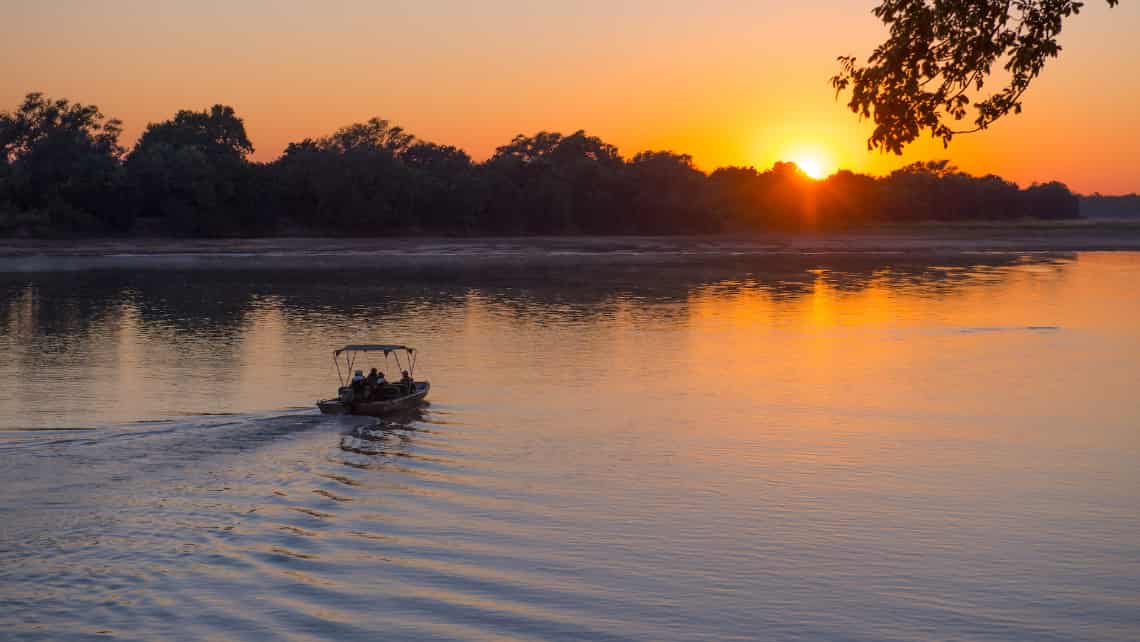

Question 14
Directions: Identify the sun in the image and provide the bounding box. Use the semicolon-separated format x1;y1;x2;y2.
792;155;827;180
781;144;834;180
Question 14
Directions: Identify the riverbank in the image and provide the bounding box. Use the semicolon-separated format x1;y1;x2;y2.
2;224;1140;272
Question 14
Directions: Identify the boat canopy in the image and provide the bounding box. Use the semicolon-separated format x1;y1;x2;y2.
331;344;419;385
335;344;414;356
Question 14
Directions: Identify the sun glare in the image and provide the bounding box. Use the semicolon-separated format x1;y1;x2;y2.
795;157;826;180
782;145;833;180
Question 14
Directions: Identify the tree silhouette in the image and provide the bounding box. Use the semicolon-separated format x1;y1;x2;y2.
0;93;1088;238
308;118;414;156
273;118;419;233
134;105;254;160
125;105;261;235
0;93;124;233
833;0;1121;153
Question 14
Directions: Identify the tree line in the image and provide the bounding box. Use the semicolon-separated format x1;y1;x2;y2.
1080;194;1140;220
0;93;1080;238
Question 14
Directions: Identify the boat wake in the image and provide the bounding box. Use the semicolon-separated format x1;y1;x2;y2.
0;408;383;474
1;402;643;642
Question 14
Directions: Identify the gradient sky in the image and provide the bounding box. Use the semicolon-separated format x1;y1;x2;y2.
3;0;1138;193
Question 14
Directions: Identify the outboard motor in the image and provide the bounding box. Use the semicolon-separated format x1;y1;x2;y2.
339;386;354;403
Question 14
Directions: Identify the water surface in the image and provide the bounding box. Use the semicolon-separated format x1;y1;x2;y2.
1;250;1138;641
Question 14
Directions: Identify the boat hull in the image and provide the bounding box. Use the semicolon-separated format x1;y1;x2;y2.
318;382;430;416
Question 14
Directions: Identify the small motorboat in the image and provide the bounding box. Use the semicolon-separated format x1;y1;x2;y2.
317;344;430;416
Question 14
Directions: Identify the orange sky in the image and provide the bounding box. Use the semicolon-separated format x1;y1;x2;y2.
2;1;1138;193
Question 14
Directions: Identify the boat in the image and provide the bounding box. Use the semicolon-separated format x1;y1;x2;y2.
317;344;430;416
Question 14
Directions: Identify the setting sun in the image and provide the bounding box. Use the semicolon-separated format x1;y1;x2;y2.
794;156;827;180
785;145;834;180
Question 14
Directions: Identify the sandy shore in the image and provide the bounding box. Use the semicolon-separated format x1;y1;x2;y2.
1;226;1139;272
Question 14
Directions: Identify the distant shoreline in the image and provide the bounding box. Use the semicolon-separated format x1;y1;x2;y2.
2;225;1140;273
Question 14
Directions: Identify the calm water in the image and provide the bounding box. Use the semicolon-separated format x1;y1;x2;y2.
1;250;1138;641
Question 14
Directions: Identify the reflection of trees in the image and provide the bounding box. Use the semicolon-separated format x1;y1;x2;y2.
133;279;250;337
0;274;124;343
0;274;133;403
0;252;1076;347
0;252;1076;425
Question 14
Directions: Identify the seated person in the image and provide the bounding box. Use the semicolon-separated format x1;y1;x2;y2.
350;370;366;397
400;370;414;393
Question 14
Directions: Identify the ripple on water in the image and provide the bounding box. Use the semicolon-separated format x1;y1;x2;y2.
4;254;1140;641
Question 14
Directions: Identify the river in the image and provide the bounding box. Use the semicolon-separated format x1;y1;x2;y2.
1;248;1138;641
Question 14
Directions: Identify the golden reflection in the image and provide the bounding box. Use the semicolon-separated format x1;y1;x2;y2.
6;253;1138;441
677;255;1140;451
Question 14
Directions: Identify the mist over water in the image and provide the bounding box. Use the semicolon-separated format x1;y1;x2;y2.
2;250;1138;641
